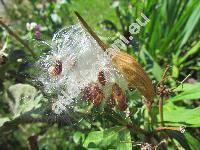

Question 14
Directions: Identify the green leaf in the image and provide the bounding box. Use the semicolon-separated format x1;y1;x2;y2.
8;84;37;102
179;5;200;49
83;131;103;148
83;126;129;149
151;62;163;81
140;47;162;80
73;131;85;144
172;65;179;78
174;83;200;92
162;102;200;127
117;129;132;150
7;84;42;117
184;132;200;150
100;126;122;147
167;131;190;150
178;41;200;65
0;118;10;127
160;0;197;54
169;83;200;102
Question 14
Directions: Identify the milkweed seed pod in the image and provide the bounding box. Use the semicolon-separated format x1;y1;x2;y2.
75;12;154;110
112;83;127;111
83;83;104;106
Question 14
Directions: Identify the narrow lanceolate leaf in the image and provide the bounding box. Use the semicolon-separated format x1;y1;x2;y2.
179;5;200;49
166;131;190;150
178;41;200;65
184;132;200;150
74;12;154;108
169;83;200;102
162;102;200;127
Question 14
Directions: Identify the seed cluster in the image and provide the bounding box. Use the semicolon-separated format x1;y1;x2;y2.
82;73;128;111
157;84;171;96
141;143;152;150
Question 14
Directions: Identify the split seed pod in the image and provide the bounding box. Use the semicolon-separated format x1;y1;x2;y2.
75;12;154;110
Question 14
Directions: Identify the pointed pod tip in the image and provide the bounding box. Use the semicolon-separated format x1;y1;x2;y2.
74;11;79;17
74;11;83;23
73;11;108;51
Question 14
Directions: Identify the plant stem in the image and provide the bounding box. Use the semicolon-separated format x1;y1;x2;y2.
159;96;164;126
0;19;36;58
155;126;180;132
28;126;48;150
0;107;71;135
127;124;147;134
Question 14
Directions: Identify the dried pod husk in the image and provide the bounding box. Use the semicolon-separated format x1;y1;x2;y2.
83;83;104;106
111;51;154;107
112;83;127;111
75;12;154;110
48;60;62;76
98;70;106;86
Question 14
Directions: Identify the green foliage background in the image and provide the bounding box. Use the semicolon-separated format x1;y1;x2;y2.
0;0;200;149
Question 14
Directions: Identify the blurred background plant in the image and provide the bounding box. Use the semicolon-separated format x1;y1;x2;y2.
0;0;200;149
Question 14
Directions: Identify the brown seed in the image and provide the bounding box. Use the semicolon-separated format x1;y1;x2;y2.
98;71;106;86
112;83;127;111
48;60;62;76
83;83;104;106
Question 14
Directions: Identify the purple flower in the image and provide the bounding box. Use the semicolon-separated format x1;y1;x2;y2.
34;25;41;39
35;25;40;31
35;30;41;39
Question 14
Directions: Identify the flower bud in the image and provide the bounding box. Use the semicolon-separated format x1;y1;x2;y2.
34;30;41;39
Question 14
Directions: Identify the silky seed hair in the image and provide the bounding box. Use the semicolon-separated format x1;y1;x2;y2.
35;23;128;114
